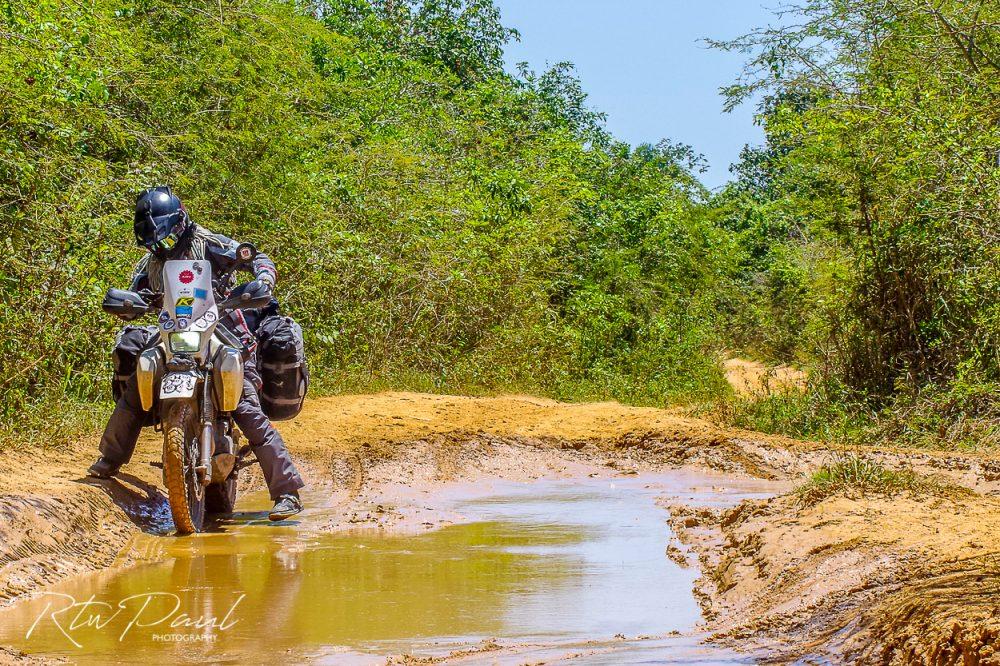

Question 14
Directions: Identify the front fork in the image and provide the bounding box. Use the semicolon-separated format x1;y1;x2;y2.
197;371;214;485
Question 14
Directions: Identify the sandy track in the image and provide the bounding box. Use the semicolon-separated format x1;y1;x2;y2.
723;358;806;396
3;392;1000;663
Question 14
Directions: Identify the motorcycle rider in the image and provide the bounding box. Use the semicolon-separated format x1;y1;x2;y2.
88;186;305;521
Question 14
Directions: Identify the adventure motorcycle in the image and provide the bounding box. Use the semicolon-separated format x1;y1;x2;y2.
102;243;271;533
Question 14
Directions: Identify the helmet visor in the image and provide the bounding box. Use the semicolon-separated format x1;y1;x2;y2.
146;231;179;254
137;208;185;253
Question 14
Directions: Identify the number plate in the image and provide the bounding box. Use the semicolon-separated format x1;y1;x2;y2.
160;372;198;399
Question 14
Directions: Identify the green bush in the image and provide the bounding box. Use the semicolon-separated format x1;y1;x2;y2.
0;0;734;446
716;389;857;442
710;1;1000;449
869;379;1000;452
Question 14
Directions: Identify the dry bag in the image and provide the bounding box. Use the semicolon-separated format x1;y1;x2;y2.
256;315;309;421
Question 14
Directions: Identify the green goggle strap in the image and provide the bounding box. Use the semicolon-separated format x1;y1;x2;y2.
149;233;178;252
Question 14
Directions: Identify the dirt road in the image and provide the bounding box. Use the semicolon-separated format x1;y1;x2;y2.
3;392;1000;663
722;358;806;396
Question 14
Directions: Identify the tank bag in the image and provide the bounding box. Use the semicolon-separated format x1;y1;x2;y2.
256;315;309;421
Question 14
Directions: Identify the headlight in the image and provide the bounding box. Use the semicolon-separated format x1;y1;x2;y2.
169;331;202;353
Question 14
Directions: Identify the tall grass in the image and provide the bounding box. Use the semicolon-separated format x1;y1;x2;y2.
796;452;968;506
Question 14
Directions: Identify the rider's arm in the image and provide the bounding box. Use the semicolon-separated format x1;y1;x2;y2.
250;251;277;289
206;232;277;289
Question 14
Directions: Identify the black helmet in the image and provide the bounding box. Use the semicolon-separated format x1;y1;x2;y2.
133;186;191;258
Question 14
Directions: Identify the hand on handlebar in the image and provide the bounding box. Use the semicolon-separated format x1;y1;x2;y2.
218;280;273;311
136;289;164;308
240;280;272;300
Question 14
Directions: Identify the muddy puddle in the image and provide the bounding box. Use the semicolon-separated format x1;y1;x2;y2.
0;472;781;664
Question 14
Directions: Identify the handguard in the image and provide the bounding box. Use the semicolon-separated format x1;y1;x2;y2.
103;288;151;320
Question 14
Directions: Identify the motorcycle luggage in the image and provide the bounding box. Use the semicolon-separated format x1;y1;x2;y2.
256;315;309;421
112;325;159;402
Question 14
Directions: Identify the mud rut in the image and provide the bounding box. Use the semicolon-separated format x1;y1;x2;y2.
3;392;1000;664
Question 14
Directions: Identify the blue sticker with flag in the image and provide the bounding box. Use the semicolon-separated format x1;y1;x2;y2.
194;288;208;300
176;306;193;317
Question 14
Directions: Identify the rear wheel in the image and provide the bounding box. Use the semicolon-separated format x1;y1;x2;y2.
163;402;205;534
205;471;239;514
206;424;239;514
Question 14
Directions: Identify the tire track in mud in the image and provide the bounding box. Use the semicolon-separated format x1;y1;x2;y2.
0;475;171;603
853;559;1000;664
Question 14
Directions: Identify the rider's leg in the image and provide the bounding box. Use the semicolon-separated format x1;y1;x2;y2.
231;377;305;501
98;374;146;467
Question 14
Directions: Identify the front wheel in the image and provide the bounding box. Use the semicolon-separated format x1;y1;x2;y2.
163;402;205;534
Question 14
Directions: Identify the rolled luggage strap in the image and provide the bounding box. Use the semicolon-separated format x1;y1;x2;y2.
259;360;303;371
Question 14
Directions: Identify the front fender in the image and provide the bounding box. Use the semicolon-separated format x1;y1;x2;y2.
136;347;164;412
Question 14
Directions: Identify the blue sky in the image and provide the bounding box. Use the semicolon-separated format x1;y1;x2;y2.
495;1;780;189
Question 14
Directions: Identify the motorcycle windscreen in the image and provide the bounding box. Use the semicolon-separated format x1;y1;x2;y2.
160;260;216;332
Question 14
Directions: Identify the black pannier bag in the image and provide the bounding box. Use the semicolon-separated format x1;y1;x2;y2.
256;315;309;421
112;325;159;402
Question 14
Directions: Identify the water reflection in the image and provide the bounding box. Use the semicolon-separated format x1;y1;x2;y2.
0;476;770;664
0;517;585;662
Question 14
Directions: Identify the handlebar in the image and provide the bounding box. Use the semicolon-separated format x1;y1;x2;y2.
103;281;268;321
103;245;263;320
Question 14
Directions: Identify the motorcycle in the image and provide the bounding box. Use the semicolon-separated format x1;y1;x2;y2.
102;243;271;534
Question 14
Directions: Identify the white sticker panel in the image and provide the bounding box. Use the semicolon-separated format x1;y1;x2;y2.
160;372;198;399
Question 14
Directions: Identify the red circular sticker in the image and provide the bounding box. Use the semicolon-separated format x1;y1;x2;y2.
179;270;195;284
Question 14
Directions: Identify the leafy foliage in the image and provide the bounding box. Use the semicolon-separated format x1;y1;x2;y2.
317;0;517;85
712;0;1000;448
0;0;732;443
13;0;993;453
